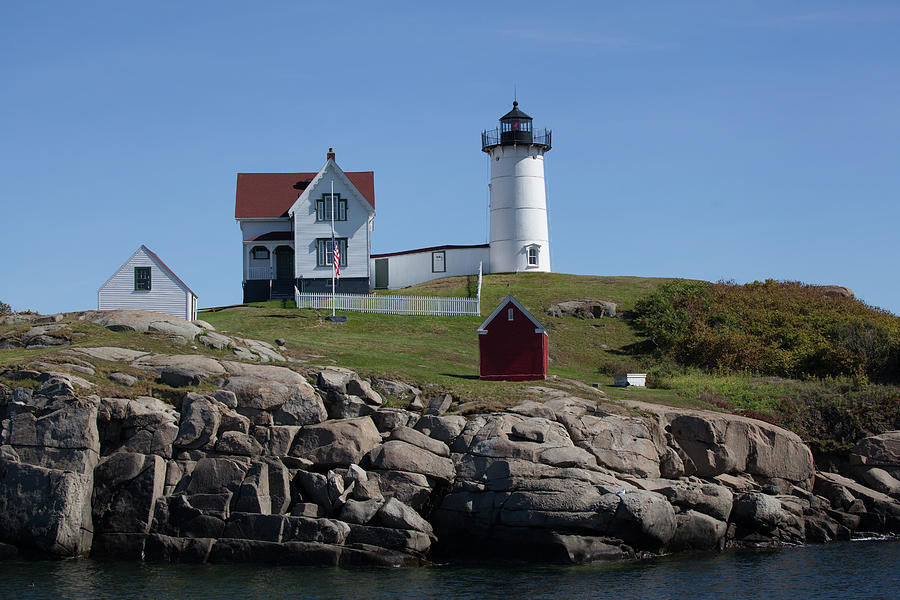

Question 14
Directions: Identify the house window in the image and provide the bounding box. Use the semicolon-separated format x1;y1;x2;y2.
507;308;514;321
134;267;151;291
527;246;539;267
316;238;348;267
432;251;446;273
251;247;269;260
316;194;347;221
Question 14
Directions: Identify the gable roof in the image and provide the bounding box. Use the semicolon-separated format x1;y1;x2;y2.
477;295;547;335
235;170;375;219
288;158;375;219
99;245;197;298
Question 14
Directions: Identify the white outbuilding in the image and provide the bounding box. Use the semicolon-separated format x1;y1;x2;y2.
98;245;198;321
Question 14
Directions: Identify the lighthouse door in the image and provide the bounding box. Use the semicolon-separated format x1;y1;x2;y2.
375;258;389;289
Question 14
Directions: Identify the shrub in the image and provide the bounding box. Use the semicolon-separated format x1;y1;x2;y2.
0;300;11;315
631;279;900;383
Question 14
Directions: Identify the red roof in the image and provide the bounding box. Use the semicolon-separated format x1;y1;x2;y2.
246;231;293;242
235;172;375;219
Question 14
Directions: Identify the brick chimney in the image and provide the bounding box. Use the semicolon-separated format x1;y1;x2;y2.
327;147;335;161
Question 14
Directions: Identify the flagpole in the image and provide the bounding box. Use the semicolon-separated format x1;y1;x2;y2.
330;179;336;318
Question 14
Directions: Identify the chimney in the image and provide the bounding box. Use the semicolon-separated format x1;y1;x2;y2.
327;147;335;161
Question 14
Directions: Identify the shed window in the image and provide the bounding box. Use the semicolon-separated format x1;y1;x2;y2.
316;194;347;221
134;267;151;291
507;308;514;321
252;247;269;260
316;238;348;267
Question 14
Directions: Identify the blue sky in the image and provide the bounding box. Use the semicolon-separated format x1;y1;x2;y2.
2;1;899;315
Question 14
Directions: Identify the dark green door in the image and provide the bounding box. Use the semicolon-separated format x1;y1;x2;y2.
375;258;388;289
275;246;294;280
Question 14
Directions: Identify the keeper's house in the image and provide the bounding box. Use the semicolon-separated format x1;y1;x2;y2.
235;149;375;302
98;245;198;321
477;295;548;381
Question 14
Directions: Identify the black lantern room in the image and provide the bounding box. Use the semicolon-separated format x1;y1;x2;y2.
500;101;533;144
482;101;551;152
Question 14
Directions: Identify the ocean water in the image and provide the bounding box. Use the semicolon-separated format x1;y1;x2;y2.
1;538;898;600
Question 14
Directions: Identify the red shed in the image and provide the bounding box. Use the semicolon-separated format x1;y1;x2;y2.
477;295;548;381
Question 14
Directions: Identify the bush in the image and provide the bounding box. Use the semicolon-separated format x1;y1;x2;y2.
0;300;11;315
631;279;900;383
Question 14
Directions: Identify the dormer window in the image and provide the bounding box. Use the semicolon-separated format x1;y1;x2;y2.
526;245;540;267
316;193;347;221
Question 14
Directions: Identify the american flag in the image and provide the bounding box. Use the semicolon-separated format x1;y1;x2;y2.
332;238;341;279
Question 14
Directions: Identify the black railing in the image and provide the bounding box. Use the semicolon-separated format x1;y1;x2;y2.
481;128;551;151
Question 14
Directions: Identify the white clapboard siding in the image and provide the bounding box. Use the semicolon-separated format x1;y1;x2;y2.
296;292;480;316
291;162;373;281
98;245;197;321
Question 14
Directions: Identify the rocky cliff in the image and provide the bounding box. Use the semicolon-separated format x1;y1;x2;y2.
1;310;898;565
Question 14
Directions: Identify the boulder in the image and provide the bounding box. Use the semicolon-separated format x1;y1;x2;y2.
92;453;166;534
545;300;616;319
284;517;350;545
108;372;138;386
388;426;451;457
413;414;467;445
290;417;381;468
72;347;149;362
7;396;100;474
367;440;456;482
144;534;215;563
340;499;384;524
133;355;225;386
376;497;433;535
232;462;271;514
669;509;727;551
174;393;221;450
215;431;263;456
224;376;324;425
371;408;418;432
223;513;286;542
852;431;900;474
323;392;375;420
0;459;94;556
731;492;784;532
367;470;433;511
346;378;383;406
86;310;202;339
186;457;248;495
609;490;676;550
294;470;332;512
220;361;306;385
346;523;432;555
654;480;734;522
562;413;662;478
425;393;453;416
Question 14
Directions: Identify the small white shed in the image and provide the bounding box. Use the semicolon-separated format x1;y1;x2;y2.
98;245;198;321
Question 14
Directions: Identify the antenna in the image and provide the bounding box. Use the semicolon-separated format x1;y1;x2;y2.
514;84;517;103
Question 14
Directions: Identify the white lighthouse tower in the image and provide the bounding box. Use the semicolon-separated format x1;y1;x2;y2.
482;101;552;274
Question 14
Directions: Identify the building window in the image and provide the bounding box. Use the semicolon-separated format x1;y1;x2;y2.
507;308;514;321
251;247;269;260
134;267;151;291
527;246;539;267
316;194;347;221
432;251;446;273
316;238;348;268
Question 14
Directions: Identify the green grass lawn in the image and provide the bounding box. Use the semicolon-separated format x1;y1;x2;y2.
200;273;677;409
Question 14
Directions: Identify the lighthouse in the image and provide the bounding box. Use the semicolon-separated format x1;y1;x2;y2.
482;101;552;274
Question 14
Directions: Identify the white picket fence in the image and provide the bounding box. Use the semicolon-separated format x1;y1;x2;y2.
295;292;480;316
